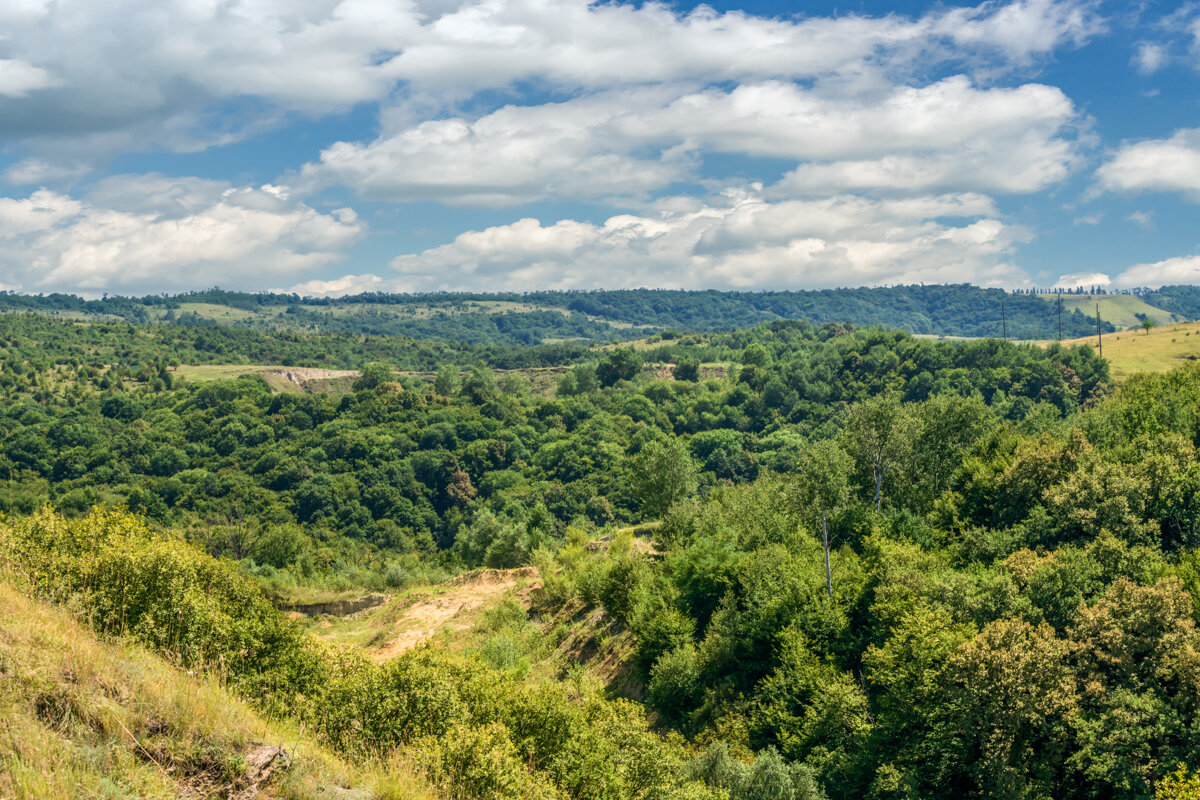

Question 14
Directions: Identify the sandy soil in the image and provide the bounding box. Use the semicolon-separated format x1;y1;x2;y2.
372;567;538;660
260;367;359;388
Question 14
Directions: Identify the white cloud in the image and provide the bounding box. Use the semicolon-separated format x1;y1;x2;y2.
1127;210;1155;229
1096;128;1200;201
0;0;1101;163
0;59;59;98
1053;270;1111;289
382;188;1027;291
284;273;391;297
302;88;694;205
1114;255;1200;289
3;158;92;186
304;77;1082;204
385;0;1101;92
1132;41;1168;74
0;176;364;294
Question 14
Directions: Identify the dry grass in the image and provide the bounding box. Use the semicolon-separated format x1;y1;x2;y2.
1060;320;1200;380
0;582;437;800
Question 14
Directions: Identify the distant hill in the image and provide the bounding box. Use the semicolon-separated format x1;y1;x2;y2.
0;283;1130;343
1037;292;1185;332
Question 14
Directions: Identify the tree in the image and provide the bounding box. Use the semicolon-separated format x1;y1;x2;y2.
632;438;699;518
673;358;701;383
794;439;852;596
840;393;915;511
597;348;641;387
1143;318;1155;335
353;362;395;391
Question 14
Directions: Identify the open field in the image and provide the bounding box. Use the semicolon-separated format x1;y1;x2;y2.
1062;319;1200;379
169;363;269;381
1039;292;1183;331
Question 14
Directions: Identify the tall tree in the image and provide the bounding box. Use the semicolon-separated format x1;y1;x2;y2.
795;439;852;597
840;393;915;510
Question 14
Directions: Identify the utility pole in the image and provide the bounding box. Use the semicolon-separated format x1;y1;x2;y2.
1096;302;1103;357
1001;296;1008;341
1057;292;1063;341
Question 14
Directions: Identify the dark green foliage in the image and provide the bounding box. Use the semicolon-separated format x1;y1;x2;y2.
598;348;642;387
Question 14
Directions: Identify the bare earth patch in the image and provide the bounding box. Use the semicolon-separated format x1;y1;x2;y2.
373;568;538;660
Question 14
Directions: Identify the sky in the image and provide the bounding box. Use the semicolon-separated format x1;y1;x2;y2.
1;0;1199;297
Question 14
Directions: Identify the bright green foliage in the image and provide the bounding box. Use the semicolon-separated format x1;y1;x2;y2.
632;437;700;518
9;308;1200;800
0;509;722;800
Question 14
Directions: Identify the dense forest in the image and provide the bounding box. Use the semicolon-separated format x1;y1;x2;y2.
0;283;1126;343
3;309;1200;800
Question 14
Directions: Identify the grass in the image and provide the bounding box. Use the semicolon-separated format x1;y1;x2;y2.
1062;320;1200;380
1038;293;1183;331
0;581;436;800
169;364;267;382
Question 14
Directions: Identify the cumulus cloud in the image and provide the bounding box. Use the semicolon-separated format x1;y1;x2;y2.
284;273;391;297
1114;255;1200;288
0;176;363;294
0;0;1101;163
380;188;1027;291
1053;271;1111;289
304;76;1082;204
1096;128;1200;201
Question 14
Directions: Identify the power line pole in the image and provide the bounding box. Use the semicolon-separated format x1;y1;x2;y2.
1096;302;1102;357
1057;292;1063;341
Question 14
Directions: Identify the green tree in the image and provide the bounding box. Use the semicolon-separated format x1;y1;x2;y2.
794;439;852;596
597;348;641;387
353;362;395;391
841;393;914;511
632;438;699;519
673;358;701;383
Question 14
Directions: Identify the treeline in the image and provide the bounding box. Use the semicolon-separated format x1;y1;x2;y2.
1;283;1130;341
0;313;593;378
1140;285;1200;321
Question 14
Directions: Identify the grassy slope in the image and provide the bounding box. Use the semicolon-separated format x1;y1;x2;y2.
0;581;434;800
1063;320;1200;380
1039;293;1184;331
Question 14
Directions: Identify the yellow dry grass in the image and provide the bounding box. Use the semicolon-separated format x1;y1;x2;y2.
0;582;436;800
1061;320;1200;380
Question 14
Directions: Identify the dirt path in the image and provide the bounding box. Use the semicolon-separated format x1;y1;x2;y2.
372;567;538;660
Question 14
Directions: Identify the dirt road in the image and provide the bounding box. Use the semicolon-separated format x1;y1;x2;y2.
372;567;538;660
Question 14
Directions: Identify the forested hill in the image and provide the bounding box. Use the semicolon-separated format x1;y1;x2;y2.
8;309;1200;798
0;283;1120;343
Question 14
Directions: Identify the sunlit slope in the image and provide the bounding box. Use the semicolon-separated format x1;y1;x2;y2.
1063;320;1200;379
0;582;434;800
1039;292;1184;330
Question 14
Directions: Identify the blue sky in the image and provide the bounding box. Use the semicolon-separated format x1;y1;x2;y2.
1;0;1199;296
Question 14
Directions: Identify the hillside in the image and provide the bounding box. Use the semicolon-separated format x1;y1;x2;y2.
1062;320;1200;379
5;307;1200;799
1038;292;1184;331
0;581;433;800
0;284;1121;342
